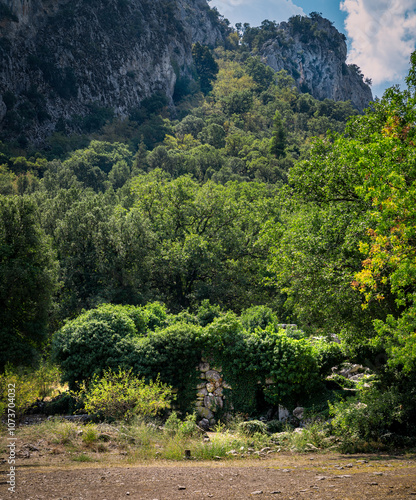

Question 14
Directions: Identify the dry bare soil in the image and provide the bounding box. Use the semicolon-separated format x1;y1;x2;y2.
1;452;416;500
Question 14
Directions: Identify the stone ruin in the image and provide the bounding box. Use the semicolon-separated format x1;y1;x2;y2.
194;358;287;430
195;358;230;429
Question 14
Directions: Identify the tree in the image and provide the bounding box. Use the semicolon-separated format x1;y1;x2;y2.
129;170;281;312
244;56;275;93
0;195;58;368
221;89;253;116
62;140;133;191
270;110;286;158
267;52;416;377
351;52;416;373
40;188;154;319
52;304;147;389
192;42;219;94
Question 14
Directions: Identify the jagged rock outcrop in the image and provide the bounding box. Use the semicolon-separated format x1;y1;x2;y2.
0;0;227;143
259;15;372;111
0;4;372;145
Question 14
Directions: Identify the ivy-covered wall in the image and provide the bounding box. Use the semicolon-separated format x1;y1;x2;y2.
52;303;345;416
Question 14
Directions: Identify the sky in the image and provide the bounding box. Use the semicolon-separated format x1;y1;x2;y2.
209;0;416;99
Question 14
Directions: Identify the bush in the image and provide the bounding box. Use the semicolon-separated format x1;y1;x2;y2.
44;392;82;415
329;385;405;443
261;327;321;409
284;421;332;452
33;362;62;400
196;300;223;327
141;302;169;331
0;365;41;420
266;419;285;433
52;304;140;389
0;362;62;420
52;302;173;390
124;302;168;334
80;368;172;421
164;411;199;437
238;420;268;436
313;338;346;376
240;305;277;333
52;303;330;418
134;322;204;413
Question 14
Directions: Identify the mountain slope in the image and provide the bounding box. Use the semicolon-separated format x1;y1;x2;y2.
0;0;227;143
0;4;372;145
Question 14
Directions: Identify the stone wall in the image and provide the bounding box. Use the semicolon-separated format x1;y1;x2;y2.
194;327;298;429
195;359;231;429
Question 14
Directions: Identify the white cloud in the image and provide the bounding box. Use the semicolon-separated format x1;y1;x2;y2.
209;0;304;27
340;0;416;85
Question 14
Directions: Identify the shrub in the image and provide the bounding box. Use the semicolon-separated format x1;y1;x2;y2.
0;365;39;421
134;322;204;413
238;420;268;436
52;304;139;389
312;338;346;376
329;385;405;443
196;300;223;326
80;368;172;421
164;412;199;437
266;419;285;434
327;374;356;389
82;424;98;445
52;303;172;390
260;327;321;409
0;362;62;420
284;421;331;452
123;302;168;334
141;302;169;331
203;315;322;414
163;410;181;435
240;305;277;333
52;303;329;418
33;362;62;400
44;392;82;415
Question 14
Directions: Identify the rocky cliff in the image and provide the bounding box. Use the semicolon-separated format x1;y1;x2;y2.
257;14;372;111
0;0;227;143
0;4;372;145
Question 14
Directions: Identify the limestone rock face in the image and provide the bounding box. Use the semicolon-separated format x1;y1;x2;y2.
0;5;372;144
0;0;227;143
259;15;372;111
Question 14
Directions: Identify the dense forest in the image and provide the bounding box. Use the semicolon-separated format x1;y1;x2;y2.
1;20;416;446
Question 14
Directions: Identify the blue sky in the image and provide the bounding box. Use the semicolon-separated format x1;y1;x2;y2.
209;0;416;99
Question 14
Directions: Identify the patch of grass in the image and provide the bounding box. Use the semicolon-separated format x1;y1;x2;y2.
280;421;333;453
193;432;242;459
162;437;187;460
4;412;394;464
82;424;98;445
71;452;95;462
117;418;268;461
49;421;78;445
13;418;78;446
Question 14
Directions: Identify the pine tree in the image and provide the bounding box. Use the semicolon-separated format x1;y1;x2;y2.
270;110;286;158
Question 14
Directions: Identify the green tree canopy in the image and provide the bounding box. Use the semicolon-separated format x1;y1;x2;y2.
0;195;58;368
192;42;219;94
266;52;416;376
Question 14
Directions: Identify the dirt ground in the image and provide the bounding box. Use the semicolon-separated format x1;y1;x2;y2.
1;452;416;500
